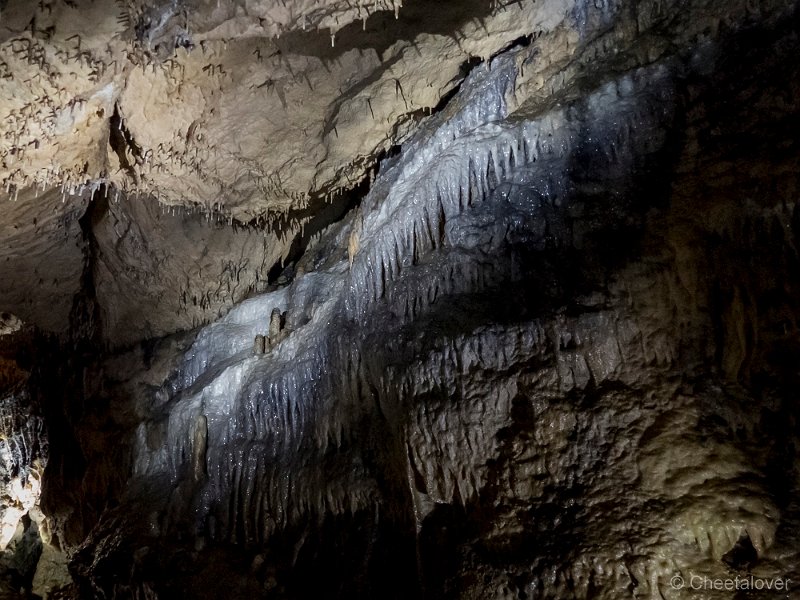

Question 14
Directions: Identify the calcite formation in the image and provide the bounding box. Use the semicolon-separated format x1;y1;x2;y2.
0;0;552;217
0;0;798;598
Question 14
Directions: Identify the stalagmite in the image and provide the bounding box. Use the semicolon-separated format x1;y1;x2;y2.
192;414;208;481
268;308;283;344
254;335;266;354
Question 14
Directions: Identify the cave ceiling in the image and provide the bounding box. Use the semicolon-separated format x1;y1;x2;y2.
0;0;581;342
1;0;770;344
0;0;799;597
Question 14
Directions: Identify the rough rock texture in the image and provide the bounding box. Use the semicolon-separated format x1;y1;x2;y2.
0;0;799;598
1;0;569;340
0;337;51;598
0;188;87;336
0;0;555;215
0;183;292;343
91;192;289;345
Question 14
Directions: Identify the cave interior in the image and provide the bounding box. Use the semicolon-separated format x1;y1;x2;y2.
0;0;799;598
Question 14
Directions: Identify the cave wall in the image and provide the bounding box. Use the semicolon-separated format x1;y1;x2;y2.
0;0;799;598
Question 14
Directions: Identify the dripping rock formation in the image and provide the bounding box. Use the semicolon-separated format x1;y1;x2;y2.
1;0;800;598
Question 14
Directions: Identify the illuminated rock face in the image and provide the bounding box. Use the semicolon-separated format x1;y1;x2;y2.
0;0;799;598
0;360;51;598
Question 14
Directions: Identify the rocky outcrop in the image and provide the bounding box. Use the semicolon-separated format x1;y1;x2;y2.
1;0;562;340
0;0;799;598
0;343;53;598
0;0;558;224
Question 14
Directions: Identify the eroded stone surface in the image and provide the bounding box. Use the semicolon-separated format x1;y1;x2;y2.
0;0;798;598
0;0;559;219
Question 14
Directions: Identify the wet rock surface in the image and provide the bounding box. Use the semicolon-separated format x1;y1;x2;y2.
0;0;798;598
